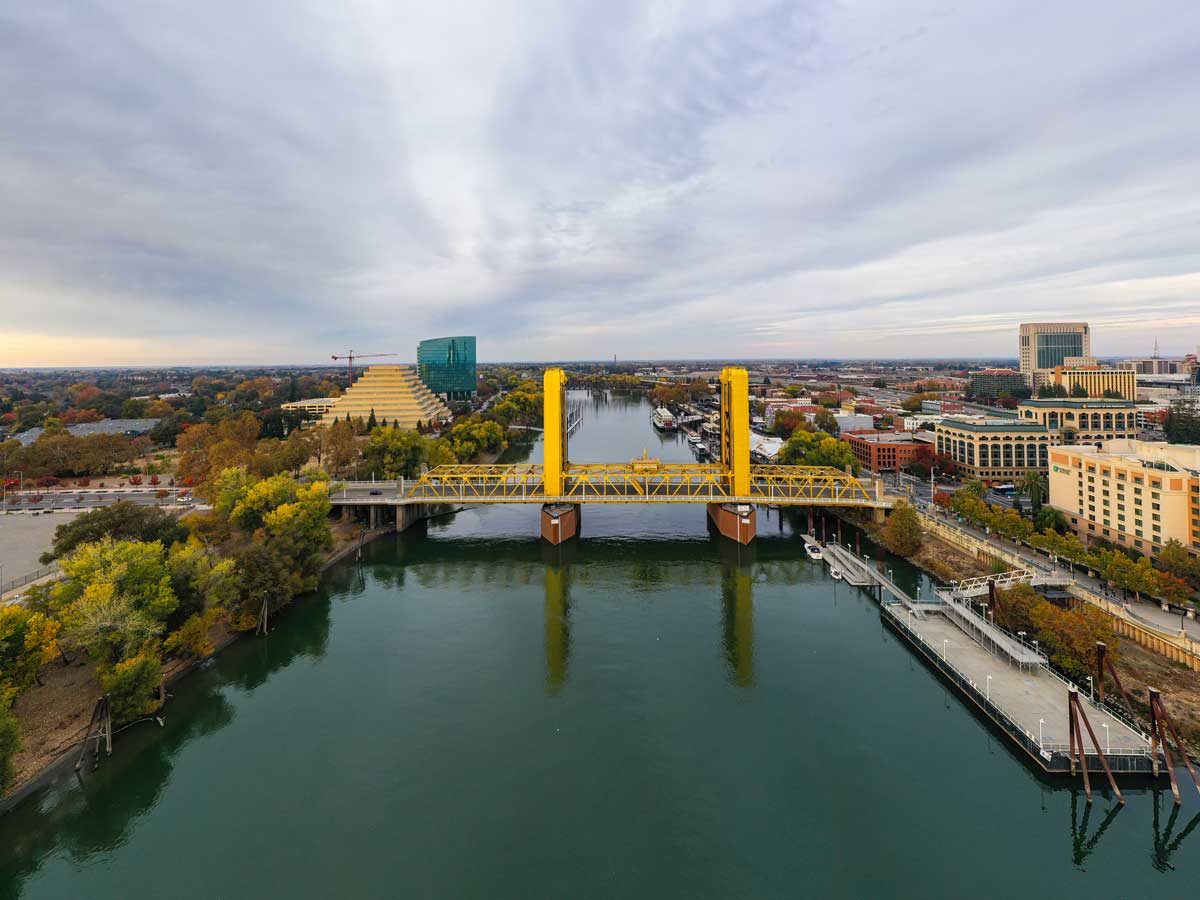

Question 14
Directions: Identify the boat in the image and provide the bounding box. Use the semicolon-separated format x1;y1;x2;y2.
652;407;677;431
686;432;702;446
805;543;823;561
830;567;843;581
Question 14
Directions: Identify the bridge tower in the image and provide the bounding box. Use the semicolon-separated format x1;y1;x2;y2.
541;367;580;544
708;366;757;544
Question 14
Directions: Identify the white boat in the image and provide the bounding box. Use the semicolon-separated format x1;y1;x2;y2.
805;543;823;561
830;567;843;581
652;407;677;431
686;432;702;445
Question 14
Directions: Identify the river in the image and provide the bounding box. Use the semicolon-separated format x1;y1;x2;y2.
2;391;1198;898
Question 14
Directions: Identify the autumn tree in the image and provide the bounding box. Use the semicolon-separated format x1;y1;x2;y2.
881;502;923;556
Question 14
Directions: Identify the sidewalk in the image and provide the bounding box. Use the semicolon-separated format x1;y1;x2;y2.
919;504;1200;642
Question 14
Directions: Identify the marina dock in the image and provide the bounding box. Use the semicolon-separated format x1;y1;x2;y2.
817;540;1158;777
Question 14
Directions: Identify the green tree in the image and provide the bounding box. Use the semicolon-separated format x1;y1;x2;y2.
1037;383;1069;398
777;430;860;473
1164;399;1200;443
41;501;188;564
366;408;378;430
60;581;163;663
0;606;60;692
872;377;887;388
1070;382;1089;398
55;539;179;626
813;408;840;435
1017;471;1048;512
362;427;427;479
881;502;923;556
101;653;162;724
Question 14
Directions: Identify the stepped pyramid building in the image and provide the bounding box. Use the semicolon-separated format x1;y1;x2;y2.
318;365;451;429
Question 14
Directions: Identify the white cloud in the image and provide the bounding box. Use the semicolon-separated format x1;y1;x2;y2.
1;0;1198;364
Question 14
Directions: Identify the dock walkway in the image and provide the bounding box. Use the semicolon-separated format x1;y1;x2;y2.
817;540;1155;775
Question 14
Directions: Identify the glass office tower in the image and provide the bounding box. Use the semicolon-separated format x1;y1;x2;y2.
417;336;477;399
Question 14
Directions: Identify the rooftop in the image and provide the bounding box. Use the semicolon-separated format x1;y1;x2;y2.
1062;439;1200;475
1018;398;1136;409
938;416;1048;434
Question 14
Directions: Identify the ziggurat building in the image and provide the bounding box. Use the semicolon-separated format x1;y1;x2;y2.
316;366;451;429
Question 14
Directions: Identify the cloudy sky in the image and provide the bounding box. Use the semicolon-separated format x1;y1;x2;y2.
2;1;1199;365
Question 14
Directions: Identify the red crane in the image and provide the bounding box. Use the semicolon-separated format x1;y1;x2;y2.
330;351;399;382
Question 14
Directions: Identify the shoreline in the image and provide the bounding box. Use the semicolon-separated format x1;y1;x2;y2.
0;524;394;815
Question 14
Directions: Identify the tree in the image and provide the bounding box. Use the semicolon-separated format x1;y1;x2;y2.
813;408;840;435
688;378;712;401
1164;399;1200;444
881;503;923;556
772;410;809;439
41;501;188;564
362;427;428;479
1037;383;1069;398
0;606;60;691
101;653;162;724
960;479;987;500
777;430;860;473
366;408;378;430
60;580;163;664
1156;539;1200;590
1017;471;1048;512
872;377;887;388
1069;382;1089;398
1101;389;1123;399
1034;506;1069;533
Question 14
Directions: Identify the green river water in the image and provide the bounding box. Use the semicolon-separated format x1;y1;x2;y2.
1;391;1198;898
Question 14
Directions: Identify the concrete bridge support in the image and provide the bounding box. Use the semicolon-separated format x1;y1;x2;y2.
707;503;757;545
541;504;581;545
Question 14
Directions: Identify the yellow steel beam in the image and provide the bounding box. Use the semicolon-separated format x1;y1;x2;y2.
543;367;567;496
720;367;750;496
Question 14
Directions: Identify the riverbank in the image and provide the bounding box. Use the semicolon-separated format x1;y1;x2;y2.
1;517;383;808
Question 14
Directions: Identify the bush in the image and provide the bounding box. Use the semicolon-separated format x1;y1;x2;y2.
101;654;163;724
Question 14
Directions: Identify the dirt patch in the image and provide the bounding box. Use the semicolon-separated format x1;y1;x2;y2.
1111;641;1200;758
8;656;101;791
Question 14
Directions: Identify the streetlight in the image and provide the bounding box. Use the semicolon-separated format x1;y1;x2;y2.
1033;639;1039;656
1018;630;1027;645
1101;722;1110;754
1039;718;1044;745
986;675;992;700
1086;676;1093;702
942;639;950;659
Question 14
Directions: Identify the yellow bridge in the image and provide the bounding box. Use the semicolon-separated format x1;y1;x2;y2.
333;367;895;544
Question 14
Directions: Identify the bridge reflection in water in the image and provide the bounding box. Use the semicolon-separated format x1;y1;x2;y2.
539;539;758;691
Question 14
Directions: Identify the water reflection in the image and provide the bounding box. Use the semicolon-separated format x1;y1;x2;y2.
544;563;570;692
1070;791;1122;868
1152;790;1200;871
721;562;755;687
0;682;235;895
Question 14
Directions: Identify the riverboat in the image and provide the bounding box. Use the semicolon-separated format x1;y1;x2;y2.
652;407;677;431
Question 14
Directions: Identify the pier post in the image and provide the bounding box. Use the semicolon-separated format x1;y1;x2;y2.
541;504;581;545
707;503;756;545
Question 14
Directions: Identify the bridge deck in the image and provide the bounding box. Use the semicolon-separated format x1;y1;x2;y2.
331;465;895;508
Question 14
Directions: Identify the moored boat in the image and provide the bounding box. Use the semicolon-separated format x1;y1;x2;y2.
652;407;677;431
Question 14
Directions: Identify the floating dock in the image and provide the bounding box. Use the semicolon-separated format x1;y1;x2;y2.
818;541;1158;777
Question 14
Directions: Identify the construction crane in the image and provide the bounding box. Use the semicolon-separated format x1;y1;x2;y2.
330;351;399;383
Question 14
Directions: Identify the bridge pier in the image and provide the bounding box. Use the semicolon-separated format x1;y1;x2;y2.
541;504;581;545
707;503;756;545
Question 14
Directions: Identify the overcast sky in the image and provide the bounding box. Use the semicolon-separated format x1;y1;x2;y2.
2;1;1199;366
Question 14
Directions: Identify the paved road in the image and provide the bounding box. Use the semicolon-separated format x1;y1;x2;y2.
920;504;1200;642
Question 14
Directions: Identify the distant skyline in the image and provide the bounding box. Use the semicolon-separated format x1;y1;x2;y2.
3;1;1200;366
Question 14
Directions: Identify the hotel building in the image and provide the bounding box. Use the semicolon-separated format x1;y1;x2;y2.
1047;440;1200;557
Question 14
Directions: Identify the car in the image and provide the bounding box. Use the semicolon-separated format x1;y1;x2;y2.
369;489;383;496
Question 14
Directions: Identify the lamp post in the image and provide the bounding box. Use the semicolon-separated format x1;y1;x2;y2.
1101;722;1110;754
1039;718;1044;745
986;675;992;700
942;640;950;660
1086;675;1093;702
1018;630;1027;645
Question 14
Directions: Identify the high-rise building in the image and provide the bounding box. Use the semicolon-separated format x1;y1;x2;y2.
417;336;477;400
967;368;1027;400
1018;322;1090;389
